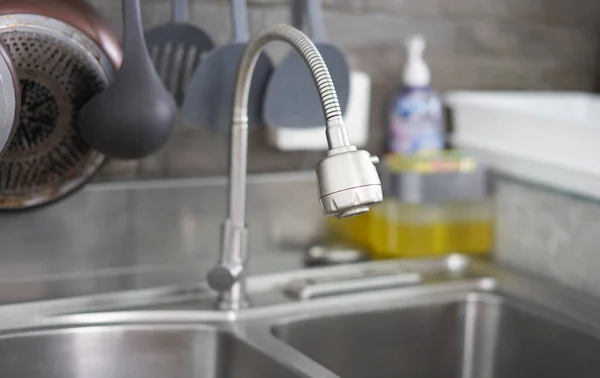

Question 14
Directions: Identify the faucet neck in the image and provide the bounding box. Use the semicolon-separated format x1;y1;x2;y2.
208;24;367;311
326;117;351;149
227;23;350;227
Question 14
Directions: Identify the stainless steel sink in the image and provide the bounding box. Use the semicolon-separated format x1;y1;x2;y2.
0;256;600;378
273;297;463;378
0;324;308;378
273;292;600;378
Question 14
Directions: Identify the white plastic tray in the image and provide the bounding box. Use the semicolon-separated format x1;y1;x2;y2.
446;91;600;199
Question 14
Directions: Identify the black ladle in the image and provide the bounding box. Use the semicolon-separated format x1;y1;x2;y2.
78;0;176;160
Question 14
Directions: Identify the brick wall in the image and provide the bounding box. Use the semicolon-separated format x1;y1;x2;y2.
88;0;600;181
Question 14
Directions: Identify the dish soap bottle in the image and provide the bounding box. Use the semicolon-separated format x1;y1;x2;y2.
388;35;444;155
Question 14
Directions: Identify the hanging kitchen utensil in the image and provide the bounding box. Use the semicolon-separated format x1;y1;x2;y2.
263;0;350;128
145;0;214;106
78;0;177;160
182;0;273;131
0;0;122;209
0;40;19;157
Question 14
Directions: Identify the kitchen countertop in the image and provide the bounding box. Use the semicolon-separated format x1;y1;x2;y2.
0;172;325;305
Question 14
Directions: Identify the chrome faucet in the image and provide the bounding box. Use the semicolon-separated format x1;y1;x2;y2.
207;24;383;310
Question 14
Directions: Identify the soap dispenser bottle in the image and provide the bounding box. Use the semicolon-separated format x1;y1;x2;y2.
388;35;444;155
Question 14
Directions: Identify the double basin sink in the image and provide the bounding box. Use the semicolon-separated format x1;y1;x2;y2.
1;255;600;378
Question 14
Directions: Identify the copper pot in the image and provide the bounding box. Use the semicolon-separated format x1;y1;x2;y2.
0;0;122;67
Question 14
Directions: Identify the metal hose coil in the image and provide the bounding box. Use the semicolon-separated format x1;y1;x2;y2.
233;24;343;126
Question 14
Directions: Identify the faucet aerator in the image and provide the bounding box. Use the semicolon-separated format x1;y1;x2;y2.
336;206;370;219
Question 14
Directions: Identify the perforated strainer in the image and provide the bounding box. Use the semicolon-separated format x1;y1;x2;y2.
0;14;115;209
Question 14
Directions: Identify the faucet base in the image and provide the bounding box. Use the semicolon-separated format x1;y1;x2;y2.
215;289;250;311
208;219;248;310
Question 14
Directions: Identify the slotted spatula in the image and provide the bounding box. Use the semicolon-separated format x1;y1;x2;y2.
263;0;350;128
145;0;214;106
182;0;273;131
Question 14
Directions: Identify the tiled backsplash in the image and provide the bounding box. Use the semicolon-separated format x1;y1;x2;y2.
89;0;600;181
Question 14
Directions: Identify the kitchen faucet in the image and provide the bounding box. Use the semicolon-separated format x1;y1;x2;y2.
207;24;383;310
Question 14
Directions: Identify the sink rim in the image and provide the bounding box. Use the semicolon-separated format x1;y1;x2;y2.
1;256;600;378
0;322;225;340
9;255;600;336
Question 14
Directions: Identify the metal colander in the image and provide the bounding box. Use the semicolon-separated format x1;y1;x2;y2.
0;14;114;209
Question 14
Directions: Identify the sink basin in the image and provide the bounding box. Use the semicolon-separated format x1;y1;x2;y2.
0;257;600;378
0;324;306;378
273;292;600;378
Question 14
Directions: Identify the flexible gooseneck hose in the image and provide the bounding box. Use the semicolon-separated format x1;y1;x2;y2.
233;24;345;128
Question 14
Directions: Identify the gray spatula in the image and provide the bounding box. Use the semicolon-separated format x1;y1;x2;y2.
182;0;273;131
263;0;350;129
145;0;214;106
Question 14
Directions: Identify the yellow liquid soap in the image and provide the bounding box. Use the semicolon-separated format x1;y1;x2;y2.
370;201;446;259
442;202;493;254
444;220;493;254
369;200;493;259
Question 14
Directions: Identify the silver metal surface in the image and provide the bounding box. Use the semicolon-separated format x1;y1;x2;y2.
211;24;381;310
283;266;421;300
272;292;600;378
0;172;325;305
0;324;311;378
0;257;599;378
263;257;600;378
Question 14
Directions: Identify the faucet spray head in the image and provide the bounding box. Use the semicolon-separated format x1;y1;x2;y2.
316;146;383;219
